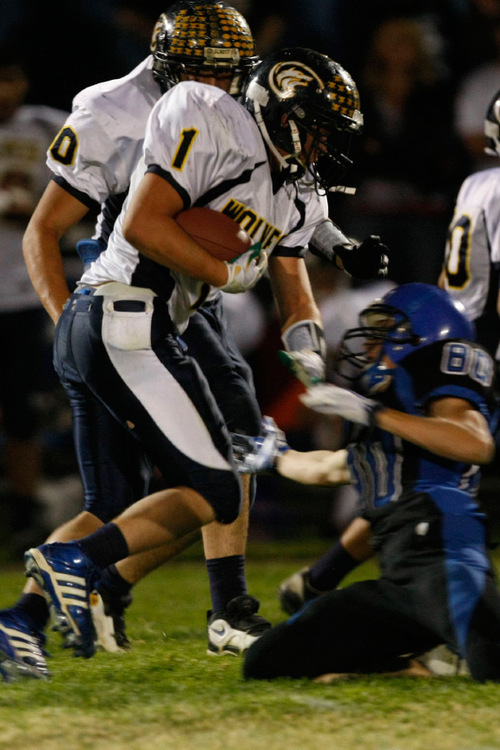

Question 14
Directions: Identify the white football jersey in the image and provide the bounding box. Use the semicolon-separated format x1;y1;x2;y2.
47;56;161;241
441;167;500;359
82;81;328;332
441;167;500;318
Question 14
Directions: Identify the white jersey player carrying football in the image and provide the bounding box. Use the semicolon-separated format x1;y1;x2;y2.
80;79;328;332
12;2;269;681
22;46;368;665
13;4;384;682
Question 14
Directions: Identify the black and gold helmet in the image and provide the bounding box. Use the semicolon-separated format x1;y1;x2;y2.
243;47;363;190
485;87;500;157
150;1;259;96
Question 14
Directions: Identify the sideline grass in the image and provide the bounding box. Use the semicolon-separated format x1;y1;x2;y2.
0;542;499;750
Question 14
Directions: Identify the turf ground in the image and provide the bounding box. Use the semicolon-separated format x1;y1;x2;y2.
1;540;500;750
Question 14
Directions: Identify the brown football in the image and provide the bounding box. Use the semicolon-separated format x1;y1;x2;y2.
175;207;251;262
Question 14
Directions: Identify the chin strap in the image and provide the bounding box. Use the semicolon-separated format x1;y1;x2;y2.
252;98;303;180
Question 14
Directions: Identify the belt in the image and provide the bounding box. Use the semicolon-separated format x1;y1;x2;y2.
67;287;150;313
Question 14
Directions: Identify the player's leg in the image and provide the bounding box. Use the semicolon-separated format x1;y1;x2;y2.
25;287;243;658
186;302;270;653
244;579;439;680
279;516;372;614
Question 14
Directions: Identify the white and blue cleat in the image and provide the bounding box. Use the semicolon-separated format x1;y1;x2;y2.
24;542;100;659
0;609;50;681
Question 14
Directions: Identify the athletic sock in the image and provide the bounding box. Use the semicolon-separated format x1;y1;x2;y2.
98;564;133;599
206;554;247;613
78;523;130;570
308;541;359;592
13;593;50;631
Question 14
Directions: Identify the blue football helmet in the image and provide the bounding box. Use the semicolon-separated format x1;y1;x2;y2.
336;283;475;391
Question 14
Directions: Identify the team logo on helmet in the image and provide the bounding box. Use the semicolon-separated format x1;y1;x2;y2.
150;14;166;53
269;62;323;100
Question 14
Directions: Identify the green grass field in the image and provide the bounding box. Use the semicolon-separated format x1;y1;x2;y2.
1;540;500;750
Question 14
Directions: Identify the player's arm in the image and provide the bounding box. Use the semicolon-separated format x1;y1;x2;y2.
23;180;90;324
303;385;495;465
268;254;327;387
268;254;321;329
376;397;494;465
309;219;389;279
123;173;261;290
276;447;352;486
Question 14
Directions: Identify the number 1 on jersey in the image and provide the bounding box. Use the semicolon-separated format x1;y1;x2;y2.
172;128;199;171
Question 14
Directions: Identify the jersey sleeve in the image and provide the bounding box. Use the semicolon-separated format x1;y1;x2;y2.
143;84;239;209
272;183;329;258
405;340;496;419
46;102;130;206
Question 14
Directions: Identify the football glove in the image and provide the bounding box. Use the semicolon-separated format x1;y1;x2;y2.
280;320;327;388
300;384;382;427
335;235;389;279
220;246;268;294
278;350;325;388
231;416;289;474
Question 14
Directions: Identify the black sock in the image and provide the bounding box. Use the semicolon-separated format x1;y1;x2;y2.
206;555;247;612
99;564;133;598
78;523;130;570
309;541;359;592
14;593;50;632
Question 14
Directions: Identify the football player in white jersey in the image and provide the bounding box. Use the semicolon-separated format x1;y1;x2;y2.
22;47;367;665
439;87;500;364
7;1;266;680
14;4;385;679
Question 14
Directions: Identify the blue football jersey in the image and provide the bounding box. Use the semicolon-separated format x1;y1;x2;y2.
347;339;495;509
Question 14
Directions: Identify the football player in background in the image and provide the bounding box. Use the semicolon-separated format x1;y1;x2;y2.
439;86;500;369
237;284;500;683
21;45;373;667
0;46;67;552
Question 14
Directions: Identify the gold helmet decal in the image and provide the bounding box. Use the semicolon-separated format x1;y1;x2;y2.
326;70;362;123
150;14;166;53
269;62;322;100
168;4;255;61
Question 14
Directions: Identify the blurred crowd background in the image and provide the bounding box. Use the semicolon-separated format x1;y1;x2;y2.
1;0;500;556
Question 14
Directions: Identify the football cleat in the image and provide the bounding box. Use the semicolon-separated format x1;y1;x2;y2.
207;595;271;655
24;542;100;659
90;585;132;652
0;609;50;681
417;644;470;677
278;568;323;615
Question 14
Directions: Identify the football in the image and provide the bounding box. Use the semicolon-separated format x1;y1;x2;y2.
175;207;251;262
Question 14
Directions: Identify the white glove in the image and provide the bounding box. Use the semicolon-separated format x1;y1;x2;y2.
300;384;381;427
278;350;326;388
220;246;268;294
231;416;289;473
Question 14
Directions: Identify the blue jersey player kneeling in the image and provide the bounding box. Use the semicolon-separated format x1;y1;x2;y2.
234;283;500;682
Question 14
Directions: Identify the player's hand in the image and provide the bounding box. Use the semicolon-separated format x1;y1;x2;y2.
335;235;389;279
278;350;326;388
220;245;268;293
231;416;289;473
300;383;381;426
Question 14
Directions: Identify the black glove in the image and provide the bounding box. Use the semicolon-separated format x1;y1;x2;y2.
335;235;389;279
